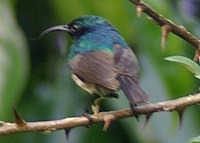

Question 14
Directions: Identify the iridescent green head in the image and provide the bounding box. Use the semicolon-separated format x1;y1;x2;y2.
40;15;128;60
40;15;116;40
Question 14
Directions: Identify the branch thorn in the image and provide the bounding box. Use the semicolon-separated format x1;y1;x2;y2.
13;108;26;126
143;113;152;129
64;128;71;141
137;5;143;17
177;110;184;128
103;115;115;132
193;47;200;62
103;119;112;132
161;25;171;51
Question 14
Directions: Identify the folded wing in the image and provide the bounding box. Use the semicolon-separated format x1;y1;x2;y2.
68;50;119;92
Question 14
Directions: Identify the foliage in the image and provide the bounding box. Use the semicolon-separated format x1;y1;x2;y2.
165;56;200;79
189;136;200;143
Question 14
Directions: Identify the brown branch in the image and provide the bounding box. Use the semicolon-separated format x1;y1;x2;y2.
129;0;200;60
0;93;200;135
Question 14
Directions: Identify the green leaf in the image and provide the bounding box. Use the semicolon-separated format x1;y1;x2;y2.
189;136;200;143
164;56;200;75
195;74;200;79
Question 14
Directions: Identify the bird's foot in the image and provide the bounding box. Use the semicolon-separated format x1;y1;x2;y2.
82;109;93;125
107;93;119;98
130;104;139;121
92;104;100;116
91;97;105;116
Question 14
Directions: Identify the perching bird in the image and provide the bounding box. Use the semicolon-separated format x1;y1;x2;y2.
40;15;148;115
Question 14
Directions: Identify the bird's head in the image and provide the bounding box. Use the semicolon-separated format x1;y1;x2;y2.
40;15;116;39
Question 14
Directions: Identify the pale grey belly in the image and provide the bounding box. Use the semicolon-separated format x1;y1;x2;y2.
71;74;115;96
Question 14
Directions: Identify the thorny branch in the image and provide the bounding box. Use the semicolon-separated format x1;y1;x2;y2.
0;0;200;136
0;93;200;135
129;0;200;60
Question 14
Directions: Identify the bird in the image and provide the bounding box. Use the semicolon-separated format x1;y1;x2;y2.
40;15;149;115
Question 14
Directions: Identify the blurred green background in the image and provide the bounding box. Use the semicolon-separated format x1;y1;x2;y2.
0;0;199;143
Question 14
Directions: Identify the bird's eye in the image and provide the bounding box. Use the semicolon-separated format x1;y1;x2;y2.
70;24;80;32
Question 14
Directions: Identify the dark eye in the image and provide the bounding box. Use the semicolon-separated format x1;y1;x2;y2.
70;24;80;32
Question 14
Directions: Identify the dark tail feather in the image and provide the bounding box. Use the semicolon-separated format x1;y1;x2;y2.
118;75;148;106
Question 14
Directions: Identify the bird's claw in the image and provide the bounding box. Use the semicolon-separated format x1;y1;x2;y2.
92;104;100;116
82;111;93;125
130;103;139;121
107;93;119;98
91;97;105;116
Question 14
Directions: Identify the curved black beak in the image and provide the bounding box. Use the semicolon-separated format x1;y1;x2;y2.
39;25;70;38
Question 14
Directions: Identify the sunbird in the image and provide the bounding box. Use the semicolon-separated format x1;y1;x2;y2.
40;15;148;115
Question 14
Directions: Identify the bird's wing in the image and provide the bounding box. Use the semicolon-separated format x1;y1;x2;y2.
114;44;139;81
114;44;148;105
68;50;119;91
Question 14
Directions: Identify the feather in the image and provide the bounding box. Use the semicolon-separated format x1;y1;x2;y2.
68;44;148;105
114;44;148;105
68;50;119;94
